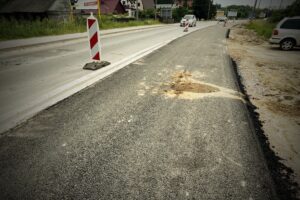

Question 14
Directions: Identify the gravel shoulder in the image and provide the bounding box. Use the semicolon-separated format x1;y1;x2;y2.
227;24;300;198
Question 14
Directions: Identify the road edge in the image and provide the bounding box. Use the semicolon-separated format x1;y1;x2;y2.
229;57;299;200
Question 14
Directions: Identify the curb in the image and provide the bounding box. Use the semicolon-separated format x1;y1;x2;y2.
0;24;165;51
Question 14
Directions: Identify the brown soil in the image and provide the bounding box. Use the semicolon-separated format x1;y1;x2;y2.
227;23;300;197
265;100;300;117
167;71;219;95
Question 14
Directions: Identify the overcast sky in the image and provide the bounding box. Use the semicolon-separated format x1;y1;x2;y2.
213;0;295;8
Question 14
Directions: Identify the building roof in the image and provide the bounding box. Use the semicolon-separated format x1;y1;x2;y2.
141;0;155;9
101;0;126;14
0;0;56;13
157;0;174;4
0;0;125;15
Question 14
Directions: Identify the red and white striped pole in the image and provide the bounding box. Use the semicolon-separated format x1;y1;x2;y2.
84;12;110;70
183;22;189;32
87;12;101;61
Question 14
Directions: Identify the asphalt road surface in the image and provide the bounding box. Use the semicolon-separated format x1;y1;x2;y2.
0;25;278;199
0;22;215;133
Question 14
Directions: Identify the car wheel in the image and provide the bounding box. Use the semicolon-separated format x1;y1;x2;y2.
280;39;295;51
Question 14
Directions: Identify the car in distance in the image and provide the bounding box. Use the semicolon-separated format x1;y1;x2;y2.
180;15;197;27
216;16;227;22
269;16;300;50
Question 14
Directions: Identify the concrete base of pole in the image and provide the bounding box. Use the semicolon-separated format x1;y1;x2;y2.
83;61;110;70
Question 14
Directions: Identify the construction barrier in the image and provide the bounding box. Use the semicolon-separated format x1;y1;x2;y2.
83;13;110;70
183;22;189;32
87;13;101;61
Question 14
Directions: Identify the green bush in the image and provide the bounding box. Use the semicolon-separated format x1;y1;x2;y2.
0;17;86;40
268;0;300;23
139;9;155;19
245;20;276;39
0;16;160;41
268;10;286;23
172;7;189;22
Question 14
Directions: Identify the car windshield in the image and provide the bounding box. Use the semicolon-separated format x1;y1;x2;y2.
184;15;193;19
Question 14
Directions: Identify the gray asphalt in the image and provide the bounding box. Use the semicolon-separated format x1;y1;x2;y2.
0;25;278;199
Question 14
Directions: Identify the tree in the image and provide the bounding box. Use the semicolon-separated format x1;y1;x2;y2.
183;0;188;8
226;5;252;18
209;3;217;19
172;6;189;22
215;4;221;10
268;0;300;22
139;8;155;19
192;0;215;19
285;0;300;17
0;0;10;9
192;0;209;19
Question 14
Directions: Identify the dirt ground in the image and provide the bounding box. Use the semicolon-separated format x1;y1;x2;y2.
227;24;300;188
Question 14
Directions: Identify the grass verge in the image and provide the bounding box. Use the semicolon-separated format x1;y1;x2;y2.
245;20;276;39
0;16;160;41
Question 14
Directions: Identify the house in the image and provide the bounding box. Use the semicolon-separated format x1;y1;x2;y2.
75;0;126;15
121;0;138;17
99;0;126;14
216;10;225;18
0;0;70;19
141;0;155;10
0;0;126;19
156;0;174;20
121;0;155;17
175;0;193;8
156;0;175;9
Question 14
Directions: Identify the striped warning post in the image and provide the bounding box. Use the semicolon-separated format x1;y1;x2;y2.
183;22;189;32
87;13;100;61
83;13;110;70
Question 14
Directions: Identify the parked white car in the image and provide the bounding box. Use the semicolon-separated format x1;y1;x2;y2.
269;16;300;50
180;15;197;27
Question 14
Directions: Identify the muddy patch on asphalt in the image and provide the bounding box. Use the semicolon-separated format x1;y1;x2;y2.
137;70;245;102
162;71;244;101
167;71;219;95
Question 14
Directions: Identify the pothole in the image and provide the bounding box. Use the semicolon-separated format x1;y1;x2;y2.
165;71;220;95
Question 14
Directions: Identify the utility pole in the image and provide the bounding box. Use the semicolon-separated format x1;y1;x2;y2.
269;0;273;9
279;0;283;9
69;0;74;21
207;0;211;20
155;0;157;21
136;0;139;20
97;0;101;19
257;0;261;9
252;0;258;18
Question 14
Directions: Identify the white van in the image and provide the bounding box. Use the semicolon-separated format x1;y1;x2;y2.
269;16;300;50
